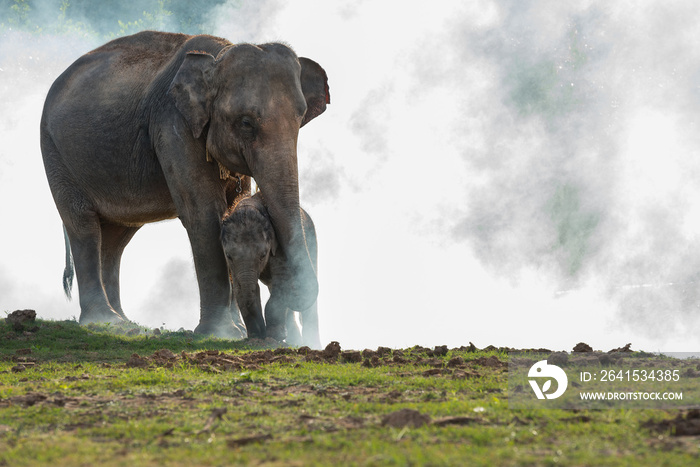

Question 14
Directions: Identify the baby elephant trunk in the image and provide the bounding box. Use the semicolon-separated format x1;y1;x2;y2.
234;274;266;339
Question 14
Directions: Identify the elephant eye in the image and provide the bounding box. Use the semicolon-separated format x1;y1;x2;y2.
238;116;257;138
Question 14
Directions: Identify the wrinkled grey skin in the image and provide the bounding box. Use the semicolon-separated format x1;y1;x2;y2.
40;31;329;337
221;193;320;349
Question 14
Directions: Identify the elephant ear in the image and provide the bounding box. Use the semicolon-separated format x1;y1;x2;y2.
299;57;330;127
169;51;215;139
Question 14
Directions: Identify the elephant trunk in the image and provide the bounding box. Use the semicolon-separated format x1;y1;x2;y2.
234;272;266;339
253;148;319;311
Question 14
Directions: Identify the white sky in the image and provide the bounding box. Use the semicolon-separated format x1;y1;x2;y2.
2;1;700;352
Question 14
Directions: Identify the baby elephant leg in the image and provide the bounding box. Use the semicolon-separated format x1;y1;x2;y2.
300;301;321;349
285;311;303;346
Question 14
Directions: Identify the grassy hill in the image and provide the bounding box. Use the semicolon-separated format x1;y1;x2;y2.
0;316;698;466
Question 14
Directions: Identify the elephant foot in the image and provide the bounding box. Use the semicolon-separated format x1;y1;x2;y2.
241;314;266;340
285;321;303;347
79;306;124;325
266;324;286;342
230;308;246;329
112;308;129;321
194;319;247;340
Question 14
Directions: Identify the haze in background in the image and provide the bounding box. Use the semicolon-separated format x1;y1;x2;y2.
2;1;699;351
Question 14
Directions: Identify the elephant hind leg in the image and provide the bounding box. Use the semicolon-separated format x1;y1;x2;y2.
42;138;121;324
100;222;142;320
65;214;124;324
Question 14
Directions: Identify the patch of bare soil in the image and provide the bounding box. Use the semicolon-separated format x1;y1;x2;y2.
3;348;38;374
382;409;431;428
643;410;700;436
298;413;367;433
119;342;512;379
219;407;490;445
0;386;197;411
227;433;273;447
510;343;664;370
380;408;486;429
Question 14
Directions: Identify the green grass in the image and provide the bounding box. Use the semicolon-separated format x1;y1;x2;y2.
1;319;698;466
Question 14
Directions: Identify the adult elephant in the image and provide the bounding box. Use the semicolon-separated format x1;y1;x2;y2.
40;31;329;337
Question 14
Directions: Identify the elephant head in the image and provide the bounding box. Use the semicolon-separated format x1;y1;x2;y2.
168;43;329;311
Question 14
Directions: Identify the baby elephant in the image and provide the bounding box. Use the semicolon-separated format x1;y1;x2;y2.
221;193;320;348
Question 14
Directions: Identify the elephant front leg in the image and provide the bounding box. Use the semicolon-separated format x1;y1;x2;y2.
264;293;288;342
234;280;266;340
158;124;250;339
228;298;248;338
183;216;245;339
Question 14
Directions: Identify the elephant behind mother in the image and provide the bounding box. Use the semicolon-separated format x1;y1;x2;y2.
40;31;329;337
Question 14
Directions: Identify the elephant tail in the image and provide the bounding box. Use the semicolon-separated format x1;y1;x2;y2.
62;224;74;300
